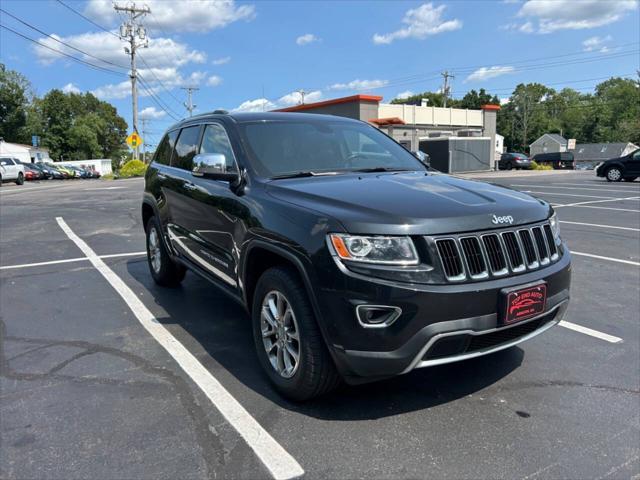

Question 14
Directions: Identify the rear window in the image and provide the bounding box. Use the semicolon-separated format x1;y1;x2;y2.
154;130;179;166
172;126;202;170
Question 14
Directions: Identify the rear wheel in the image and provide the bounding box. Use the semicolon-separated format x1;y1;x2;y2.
145;217;186;287
16;172;24;185
506;162;513;170
252;266;340;401
606;167;622;182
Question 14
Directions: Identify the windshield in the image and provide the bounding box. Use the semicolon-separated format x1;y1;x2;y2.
238;120;425;178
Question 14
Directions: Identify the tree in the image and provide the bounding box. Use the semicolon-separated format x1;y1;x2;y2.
456;89;500;109
0;63;32;142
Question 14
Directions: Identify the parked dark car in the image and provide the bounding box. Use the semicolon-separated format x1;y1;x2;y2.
531;152;575;170
499;152;532;170
142;112;571;400
595;148;640;182
27;162;54;179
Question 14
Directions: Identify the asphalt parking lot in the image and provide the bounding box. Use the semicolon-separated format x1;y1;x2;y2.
1;171;639;479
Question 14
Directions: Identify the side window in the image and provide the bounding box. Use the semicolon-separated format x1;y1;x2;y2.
154;130;178;165
173;126;202;170
632;150;640;161
2;158;15;165
200;124;238;173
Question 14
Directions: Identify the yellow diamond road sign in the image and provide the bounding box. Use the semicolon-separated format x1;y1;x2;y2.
126;132;142;148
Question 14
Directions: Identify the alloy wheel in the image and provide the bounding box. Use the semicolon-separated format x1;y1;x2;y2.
260;290;301;378
607;168;621;181
148;227;162;274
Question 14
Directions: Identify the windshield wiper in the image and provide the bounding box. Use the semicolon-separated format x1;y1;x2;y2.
270;171;342;180
351;167;414;173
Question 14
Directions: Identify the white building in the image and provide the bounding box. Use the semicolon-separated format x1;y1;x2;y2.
0;140;52;163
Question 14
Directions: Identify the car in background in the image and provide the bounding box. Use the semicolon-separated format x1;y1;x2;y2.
595;148;640;182
499;152;532;170
0;157;25;185
531;152;575;170
23;164;44;181
47;163;73;179
68;165;90;178
39;163;64;179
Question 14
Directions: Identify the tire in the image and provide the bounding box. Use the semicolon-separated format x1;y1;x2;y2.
606;167;622;182
252;266;340;401
623;176;637;182
145;217;186;287
506;162;513;170
16;172;24;185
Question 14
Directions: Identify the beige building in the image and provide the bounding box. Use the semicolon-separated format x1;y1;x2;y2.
275;95;501;169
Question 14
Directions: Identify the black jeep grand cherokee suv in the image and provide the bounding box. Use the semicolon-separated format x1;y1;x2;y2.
142;112;571;400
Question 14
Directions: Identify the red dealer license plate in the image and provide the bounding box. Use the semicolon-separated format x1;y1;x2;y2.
503;283;547;325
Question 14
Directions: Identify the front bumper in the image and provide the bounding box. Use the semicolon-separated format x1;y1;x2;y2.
316;249;571;383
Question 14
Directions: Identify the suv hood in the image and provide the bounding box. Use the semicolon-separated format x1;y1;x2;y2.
266;172;551;235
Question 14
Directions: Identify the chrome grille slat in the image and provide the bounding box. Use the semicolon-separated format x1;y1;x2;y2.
532;226;550;265
431;221;560;282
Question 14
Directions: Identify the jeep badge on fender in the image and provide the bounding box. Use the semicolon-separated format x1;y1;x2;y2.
142;111;571;401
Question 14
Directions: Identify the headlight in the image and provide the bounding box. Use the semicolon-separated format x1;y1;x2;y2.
328;234;419;265
549;213;560;240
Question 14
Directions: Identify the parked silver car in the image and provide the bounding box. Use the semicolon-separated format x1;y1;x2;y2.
0;157;25;185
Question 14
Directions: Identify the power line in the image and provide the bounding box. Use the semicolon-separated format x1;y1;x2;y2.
0;8;129;71
0;24;126;77
55;0;119;38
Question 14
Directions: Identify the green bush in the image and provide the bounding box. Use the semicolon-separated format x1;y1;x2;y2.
530;160;553;171
101;173;116;181
119;159;147;178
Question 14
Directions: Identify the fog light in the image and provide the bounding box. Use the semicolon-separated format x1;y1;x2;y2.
356;305;402;328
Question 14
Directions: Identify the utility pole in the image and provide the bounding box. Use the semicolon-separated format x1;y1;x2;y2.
441;71;455;108
181;87;199;116
141;117;149;163
297;89;306;105
115;2;150;160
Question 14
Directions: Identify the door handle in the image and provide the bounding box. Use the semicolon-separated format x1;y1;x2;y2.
157;173;167;180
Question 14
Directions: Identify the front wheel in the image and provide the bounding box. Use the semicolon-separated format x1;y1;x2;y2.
252;267;340;401
145;217;186;287
606;167;622;182
16;173;24;185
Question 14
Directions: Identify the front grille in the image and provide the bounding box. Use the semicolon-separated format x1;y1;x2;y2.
436;239;464;279
429;221;561;282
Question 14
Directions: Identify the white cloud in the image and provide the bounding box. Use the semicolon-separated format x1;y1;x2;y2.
519;22;534;33
277;90;322;106
139;106;166;119
517;0;638;33
232;98;275;113
329;79;388;91
206;75;223;87
231;90;323;113
91;81;131;100
33;31;205;68
85;0;255;34
373;3;462;44
62;83;80;94
499;97;511;105
465;66;515;82
395;90;414;100
212;56;231;65
583;35;613;52
296;33;320;46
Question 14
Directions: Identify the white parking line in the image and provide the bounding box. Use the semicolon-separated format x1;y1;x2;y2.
522;191;619;199
559;321;623;343
551;182;640;189
0;251;146;271
559;221;640;232
55;217;304;480
553;196;640;210
565;205;640;213
571;251;640;266
511;184;640;194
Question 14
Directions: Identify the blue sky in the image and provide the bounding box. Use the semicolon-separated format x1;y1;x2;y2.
1;0;638;148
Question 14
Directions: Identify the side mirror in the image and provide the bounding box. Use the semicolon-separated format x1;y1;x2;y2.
192;153;239;182
413;150;430;165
